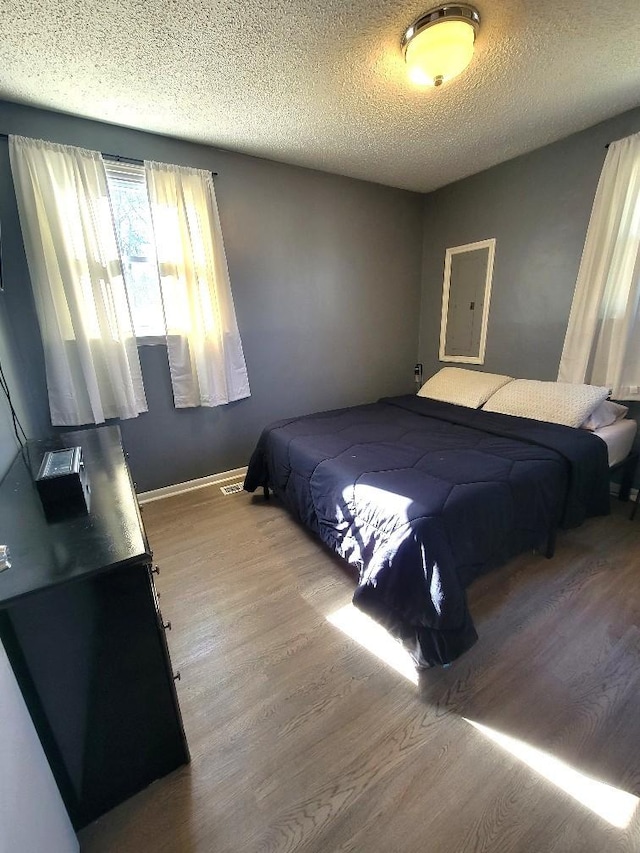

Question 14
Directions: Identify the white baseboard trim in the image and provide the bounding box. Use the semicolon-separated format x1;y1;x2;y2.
139;470;635;506
138;466;248;504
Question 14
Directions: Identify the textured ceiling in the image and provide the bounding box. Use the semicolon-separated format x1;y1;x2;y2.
1;0;639;192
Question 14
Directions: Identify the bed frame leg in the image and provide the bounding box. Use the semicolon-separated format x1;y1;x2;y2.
263;484;270;501
544;527;556;560
618;451;638;502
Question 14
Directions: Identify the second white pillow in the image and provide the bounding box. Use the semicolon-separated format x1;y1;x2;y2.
483;379;610;428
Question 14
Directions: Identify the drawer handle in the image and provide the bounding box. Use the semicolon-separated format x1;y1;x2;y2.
163;621;172;631
151;565;160;575
173;671;181;681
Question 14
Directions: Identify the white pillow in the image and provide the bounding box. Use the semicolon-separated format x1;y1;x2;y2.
417;367;513;409
580;400;628;430
483;380;610;428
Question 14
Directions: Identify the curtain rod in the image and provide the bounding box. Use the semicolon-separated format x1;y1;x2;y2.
0;133;218;175
105;151;218;176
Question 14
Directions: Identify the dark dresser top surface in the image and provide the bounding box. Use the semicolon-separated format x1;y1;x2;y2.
0;426;150;607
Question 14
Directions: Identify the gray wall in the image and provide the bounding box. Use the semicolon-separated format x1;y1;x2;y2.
0;335;21;479
0;135;50;478
419;107;640;383
0;101;424;491
0;323;21;478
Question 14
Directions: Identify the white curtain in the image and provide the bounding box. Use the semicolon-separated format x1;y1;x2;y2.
9;135;147;425
144;161;250;407
558;132;640;400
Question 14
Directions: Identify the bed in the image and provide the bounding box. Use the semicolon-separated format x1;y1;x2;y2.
593;417;637;468
244;386;615;668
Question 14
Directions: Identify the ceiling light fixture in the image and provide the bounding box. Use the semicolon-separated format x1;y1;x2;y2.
402;4;480;88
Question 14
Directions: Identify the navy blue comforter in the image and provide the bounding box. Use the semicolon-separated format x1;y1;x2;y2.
244;396;610;666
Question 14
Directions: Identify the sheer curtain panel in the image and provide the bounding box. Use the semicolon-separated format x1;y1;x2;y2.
144;161;250;407
558;132;640;400
9;136;147;425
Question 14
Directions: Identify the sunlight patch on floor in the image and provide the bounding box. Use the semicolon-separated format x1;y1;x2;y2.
465;718;638;829
327;604;419;685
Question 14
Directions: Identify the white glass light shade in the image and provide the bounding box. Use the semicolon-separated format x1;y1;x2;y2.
405;18;476;86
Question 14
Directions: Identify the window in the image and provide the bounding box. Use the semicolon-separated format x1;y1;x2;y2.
105;161;165;338
558;132;640;399
11;135;249;422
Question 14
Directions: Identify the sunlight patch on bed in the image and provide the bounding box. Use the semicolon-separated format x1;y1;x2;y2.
464;718;638;829
327;604;419;685
346;484;414;523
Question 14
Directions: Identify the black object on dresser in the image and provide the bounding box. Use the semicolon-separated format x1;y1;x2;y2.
0;426;189;830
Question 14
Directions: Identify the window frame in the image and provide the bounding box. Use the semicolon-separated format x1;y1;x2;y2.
104;158;167;345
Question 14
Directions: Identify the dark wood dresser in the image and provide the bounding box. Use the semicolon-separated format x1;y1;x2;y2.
0;426;189;830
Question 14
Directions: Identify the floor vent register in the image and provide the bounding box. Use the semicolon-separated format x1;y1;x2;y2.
220;482;244;496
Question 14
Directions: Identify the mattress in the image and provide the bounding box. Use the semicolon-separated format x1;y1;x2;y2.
594;418;637;467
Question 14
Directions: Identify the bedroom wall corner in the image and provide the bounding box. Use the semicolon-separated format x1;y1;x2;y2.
0;100;424;492
417;105;640;383
417;107;640;482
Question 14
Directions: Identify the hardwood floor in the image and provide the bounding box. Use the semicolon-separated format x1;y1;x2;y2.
79;487;640;853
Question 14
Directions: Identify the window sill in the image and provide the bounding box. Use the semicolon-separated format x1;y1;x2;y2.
136;335;166;346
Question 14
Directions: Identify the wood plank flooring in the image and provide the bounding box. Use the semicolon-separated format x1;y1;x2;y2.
79;487;640;853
